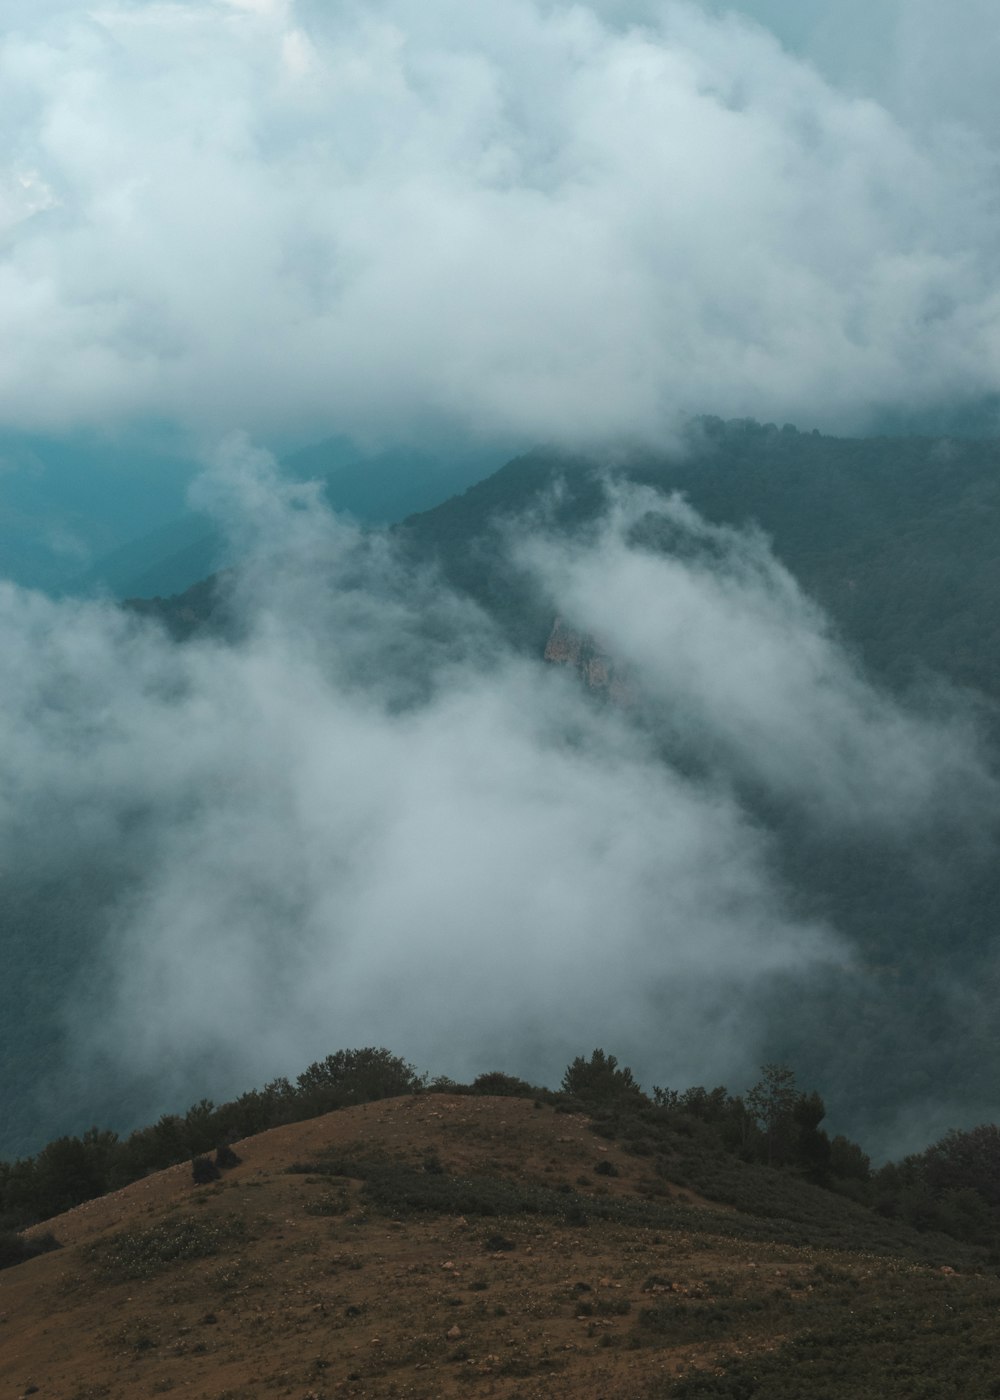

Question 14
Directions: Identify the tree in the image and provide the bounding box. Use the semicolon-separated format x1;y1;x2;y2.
829;1134;870;1184
183;1100;217;1155
294;1047;423;1113
746;1064;798;1167
918;1124;1000;1208
561;1049;642;1103
792;1091;832;1180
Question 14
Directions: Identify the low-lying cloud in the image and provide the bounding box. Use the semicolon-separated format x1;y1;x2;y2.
0;0;998;451
524;487;996;835
1;441;994;1149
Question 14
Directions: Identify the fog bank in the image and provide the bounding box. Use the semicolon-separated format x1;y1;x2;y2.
2;442;994;1151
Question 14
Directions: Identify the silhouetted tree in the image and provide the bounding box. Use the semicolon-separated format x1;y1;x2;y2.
294;1047;423;1114
746;1065;798;1167
561;1049;642;1103
917;1124;1000;1208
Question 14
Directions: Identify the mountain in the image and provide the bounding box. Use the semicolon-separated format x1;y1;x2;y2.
70;435;517;601
66;512;222;600
3;1085;998;1400
0;428;200;594
395;421;1000;700
138;420;1000;700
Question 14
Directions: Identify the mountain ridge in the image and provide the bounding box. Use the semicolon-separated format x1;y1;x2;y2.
131;421;1000;701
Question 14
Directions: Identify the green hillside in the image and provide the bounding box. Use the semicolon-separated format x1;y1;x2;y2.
398;421;1000;700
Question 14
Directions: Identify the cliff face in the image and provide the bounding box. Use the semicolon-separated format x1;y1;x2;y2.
544;617;630;703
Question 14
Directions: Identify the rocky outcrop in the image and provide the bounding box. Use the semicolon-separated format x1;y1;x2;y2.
544;617;630;703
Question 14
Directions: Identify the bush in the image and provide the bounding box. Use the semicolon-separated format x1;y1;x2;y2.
0;1230;61;1271
471;1071;541;1099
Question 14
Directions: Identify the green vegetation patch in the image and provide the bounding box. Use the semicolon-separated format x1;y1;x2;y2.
290;1152;667;1224
638;1295;775;1347
85;1212;247;1282
581;1091;986;1268
287;1153;914;1256
654;1268;1000;1399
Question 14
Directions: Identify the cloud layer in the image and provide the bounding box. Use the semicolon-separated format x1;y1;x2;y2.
0;0;998;450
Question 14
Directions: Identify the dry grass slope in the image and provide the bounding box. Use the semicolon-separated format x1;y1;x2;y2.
1;1095;997;1400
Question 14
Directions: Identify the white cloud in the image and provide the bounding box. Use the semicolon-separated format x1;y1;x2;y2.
0;167;57;235
689;0;1000;145
523;485;997;835
0;0;994;449
281;26;314;77
221;0;290;15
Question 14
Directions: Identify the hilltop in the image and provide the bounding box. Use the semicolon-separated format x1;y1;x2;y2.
4;1088;999;1400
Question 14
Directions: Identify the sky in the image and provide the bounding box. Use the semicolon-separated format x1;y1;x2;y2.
3;1;1000;1157
0;0;997;460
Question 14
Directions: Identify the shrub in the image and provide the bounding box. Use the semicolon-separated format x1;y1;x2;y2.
0;1230;61;1271
191;1156;221;1185
471;1071;540;1099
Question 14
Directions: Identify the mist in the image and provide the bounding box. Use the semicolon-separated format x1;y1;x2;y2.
523;489;996;836
1;440;995;1157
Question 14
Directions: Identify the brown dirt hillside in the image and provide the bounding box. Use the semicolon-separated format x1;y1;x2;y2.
1;1094;995;1400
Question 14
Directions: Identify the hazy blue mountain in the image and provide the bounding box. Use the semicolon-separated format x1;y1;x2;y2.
67;515;222;600
54;434;519;600
0;427;199;594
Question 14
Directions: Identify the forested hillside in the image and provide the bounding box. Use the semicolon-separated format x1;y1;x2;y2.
395;421;1000;701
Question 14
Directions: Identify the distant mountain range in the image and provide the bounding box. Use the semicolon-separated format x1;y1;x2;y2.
67;435;517;600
